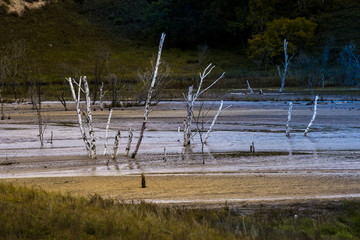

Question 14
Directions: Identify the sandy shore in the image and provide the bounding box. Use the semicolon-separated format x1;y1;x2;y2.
3;174;360;209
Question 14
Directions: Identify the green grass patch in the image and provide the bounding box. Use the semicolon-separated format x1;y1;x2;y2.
1;182;360;239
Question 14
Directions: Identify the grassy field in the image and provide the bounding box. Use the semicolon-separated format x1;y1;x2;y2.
0;0;252;83
1;0;360;102
0;182;359;239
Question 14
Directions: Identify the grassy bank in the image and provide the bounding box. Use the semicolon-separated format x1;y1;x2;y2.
0;182;359;239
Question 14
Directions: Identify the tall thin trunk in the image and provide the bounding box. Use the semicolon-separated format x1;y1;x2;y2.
204;100;224;144
99;81;104;111
184;86;193;146
0;89;4;120
246;80;254;94
112;130;121;160
83;77;96;159
184;64;224;146
177;126;181;142
131;33;166;158
68;77;91;155
125;127;133;156
103;109;113;155
286;102;293;137
278;39;293;93
304;95;319;136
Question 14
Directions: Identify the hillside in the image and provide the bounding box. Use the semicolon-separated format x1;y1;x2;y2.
0;0;359;101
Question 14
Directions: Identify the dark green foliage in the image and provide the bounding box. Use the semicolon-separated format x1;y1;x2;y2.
0;0;360;97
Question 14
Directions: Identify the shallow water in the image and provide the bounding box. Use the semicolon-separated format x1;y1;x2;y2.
1;101;359;179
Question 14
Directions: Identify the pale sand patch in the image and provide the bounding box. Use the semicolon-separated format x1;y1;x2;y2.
3;174;360;208
5;0;47;15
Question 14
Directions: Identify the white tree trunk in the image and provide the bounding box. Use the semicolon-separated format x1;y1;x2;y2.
183;120;187;145
278;39;294;93
184;63;225;146
304;95;319;136
184;85;193;146
67;77;91;155
112;130;121;160
125;127;133;156
103;109;113;155
177;126;181;142
286;102;293;137
99;81;104;111
204;100;224;144
131;33;166;158
83;76;96;159
246;80;254;94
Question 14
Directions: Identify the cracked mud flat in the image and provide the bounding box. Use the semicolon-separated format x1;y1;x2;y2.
1;100;360;207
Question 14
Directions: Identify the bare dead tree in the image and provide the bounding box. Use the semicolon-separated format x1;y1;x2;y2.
294;52;321;96
125;127;133;156
131;33;166;158
24;61;42;111
111;130;121;160
0;56;7;120
34;97;47;146
246;80;254;94
0;94;4;120
277;39;294;93
68;76;93;158
108;73;120;107
58;74;68;111
339;42;360;86
204;100;230;144
103;109;113;155
286;102;293;137
83;77;96;158
194;103;211;164
184;64;225;146
99;81;105;111
133;55;169;106
304;95;319;136
320;37;334;88
92;47;109;105
29;72;47;146
4;40;27;101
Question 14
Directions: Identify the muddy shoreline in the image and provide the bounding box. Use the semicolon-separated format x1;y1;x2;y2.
1;99;360;208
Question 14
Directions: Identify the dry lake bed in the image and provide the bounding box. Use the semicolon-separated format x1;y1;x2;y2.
1;98;360;208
